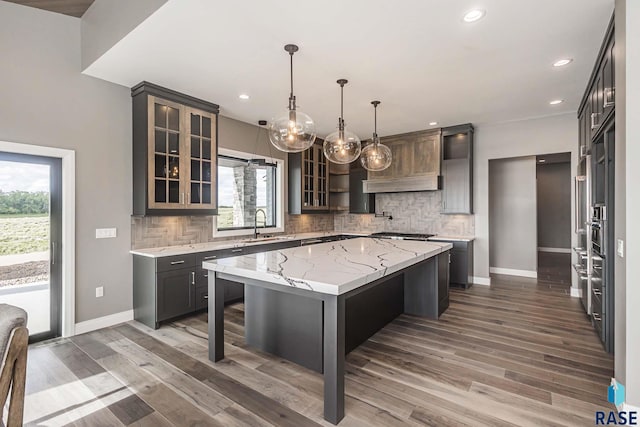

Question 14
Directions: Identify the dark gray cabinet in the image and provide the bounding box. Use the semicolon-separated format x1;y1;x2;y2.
430;239;474;289
441;124;473;214
157;269;195;322
438;251;450;316
349;165;375;214
133;236;353;328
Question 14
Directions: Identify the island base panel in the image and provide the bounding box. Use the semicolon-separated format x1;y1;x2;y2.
245;285;324;372
208;274;225;362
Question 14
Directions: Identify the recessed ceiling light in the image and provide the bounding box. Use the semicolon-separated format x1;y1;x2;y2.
553;58;573;67
239;94;250;100
463;9;485;23
429;121;438;126
549;99;564;105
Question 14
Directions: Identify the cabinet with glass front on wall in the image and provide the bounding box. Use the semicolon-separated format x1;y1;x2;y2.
288;140;330;214
132;82;219;216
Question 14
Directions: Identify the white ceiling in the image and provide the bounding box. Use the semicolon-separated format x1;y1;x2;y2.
84;0;614;138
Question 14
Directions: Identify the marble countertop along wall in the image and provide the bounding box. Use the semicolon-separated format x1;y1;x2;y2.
130;231;368;258
203;237;452;295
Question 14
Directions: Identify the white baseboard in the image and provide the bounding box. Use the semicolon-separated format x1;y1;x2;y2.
472;276;491;286
74;309;133;335
490;267;538;279
538;247;571;254
570;287;582;298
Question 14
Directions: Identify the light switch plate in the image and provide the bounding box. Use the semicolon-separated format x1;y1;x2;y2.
617;239;624;258
96;228;117;239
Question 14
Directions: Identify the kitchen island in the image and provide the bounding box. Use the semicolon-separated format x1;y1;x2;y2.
203;237;452;424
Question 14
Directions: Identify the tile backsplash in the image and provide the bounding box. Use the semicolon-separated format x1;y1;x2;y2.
131;214;334;249
334;192;474;236
131;192;473;249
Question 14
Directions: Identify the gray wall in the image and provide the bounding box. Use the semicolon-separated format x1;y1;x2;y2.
489;157;538;273
474;114;578;284
536;162;571;249
615;0;640;408
0;2;132;323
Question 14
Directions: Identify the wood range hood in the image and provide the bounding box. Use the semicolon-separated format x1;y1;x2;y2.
362;128;442;193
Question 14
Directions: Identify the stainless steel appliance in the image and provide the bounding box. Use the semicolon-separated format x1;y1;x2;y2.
574;155;592;313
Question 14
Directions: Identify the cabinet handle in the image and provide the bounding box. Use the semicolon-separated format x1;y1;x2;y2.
180;192;185;205
204;274;208;278
204;295;208;299
51;241;56;265
590;113;600;130
187;192;190;204
593;312;602;321
191;271;195;285
231;248;243;253
170;260;185;265
604;88;615;107
593;289;602;296
203;255;217;260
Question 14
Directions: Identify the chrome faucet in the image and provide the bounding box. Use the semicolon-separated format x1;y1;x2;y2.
254;208;267;239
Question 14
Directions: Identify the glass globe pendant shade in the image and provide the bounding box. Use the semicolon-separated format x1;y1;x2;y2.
360;142;392;171
268;109;316;152
323;128;361;164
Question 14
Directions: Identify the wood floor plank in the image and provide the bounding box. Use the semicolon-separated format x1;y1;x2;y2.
23;274;613;426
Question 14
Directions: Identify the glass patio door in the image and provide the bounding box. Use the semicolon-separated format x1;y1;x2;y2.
0;152;62;342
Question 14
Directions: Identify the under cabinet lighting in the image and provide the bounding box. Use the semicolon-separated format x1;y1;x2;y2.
239;94;250;100
549;99;564;105
429;121;438;126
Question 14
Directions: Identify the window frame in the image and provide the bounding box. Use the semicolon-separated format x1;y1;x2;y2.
213;147;284;237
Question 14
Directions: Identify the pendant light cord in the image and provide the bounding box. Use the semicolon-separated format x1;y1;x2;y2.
288;52;296;110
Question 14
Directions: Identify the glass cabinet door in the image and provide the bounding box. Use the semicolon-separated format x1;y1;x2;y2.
303;146;315;207
150;97;184;208
186;107;217;209
316;145;329;209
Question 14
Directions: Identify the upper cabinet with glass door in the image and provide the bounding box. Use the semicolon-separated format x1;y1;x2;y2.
132;82;219;216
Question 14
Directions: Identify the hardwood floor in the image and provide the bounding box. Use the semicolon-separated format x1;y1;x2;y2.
21;275;614;426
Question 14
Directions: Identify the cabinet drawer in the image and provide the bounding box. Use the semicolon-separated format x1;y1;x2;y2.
157;254;196;272
197;251;222;266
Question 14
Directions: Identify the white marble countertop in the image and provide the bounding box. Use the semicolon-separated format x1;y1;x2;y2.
129;231;368;258
428;235;475;242
203;237;453;296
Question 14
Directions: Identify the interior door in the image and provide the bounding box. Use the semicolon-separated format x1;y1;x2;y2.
0;151;62;342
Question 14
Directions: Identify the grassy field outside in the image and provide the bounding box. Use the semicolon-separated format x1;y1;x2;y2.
0;214;49;256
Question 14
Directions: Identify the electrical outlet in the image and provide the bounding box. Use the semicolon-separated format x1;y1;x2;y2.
617;239;624;258
96;228;117;239
96;286;104;298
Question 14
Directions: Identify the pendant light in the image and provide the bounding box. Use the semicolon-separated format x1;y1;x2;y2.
360;101;392;171
268;44;316;152
323;79;362;164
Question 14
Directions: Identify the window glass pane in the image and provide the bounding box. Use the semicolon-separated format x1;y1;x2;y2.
155;130;166;153
155;179;166;202
191;137;201;158
191;113;200;136
168;132;179;154
191;160;200;181
155;154;166;178
154;103;166;128
202;161;211;183
191;182;201;204
168;156;180;179
168;181;180;203
202;183;211;204
202;139;211;160
217;155;277;230
202;116;211;138
168;107;179;131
